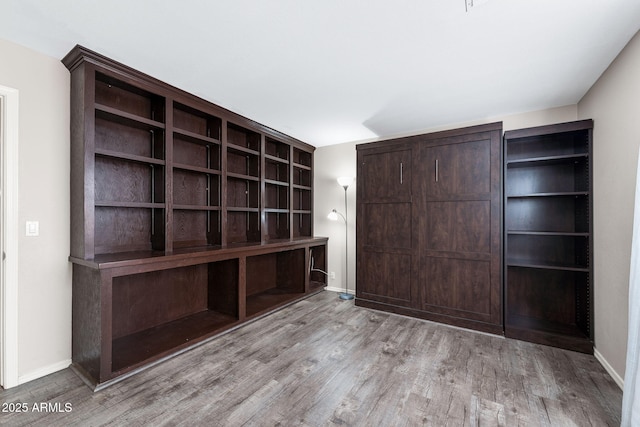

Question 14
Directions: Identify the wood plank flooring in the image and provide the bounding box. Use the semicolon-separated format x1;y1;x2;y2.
0;291;621;426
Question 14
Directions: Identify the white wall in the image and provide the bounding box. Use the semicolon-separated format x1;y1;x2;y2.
0;38;72;383
314;105;578;296
578;30;640;383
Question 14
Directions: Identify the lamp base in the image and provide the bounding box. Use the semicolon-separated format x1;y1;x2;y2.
338;293;355;300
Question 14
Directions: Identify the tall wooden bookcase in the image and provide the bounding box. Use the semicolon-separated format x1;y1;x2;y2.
64;45;327;389
503;120;593;353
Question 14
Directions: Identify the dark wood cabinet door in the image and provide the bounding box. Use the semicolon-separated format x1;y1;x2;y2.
417;127;502;330
356;146;414;306
424;137;492;197
360;149;411;202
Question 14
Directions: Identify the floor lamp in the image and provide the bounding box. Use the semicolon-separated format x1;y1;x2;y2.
328;176;354;300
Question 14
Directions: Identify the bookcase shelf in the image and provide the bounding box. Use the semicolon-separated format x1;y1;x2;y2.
503;120;593;353
64;45;325;389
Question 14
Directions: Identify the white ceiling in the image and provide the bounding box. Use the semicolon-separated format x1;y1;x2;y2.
2;0;640;147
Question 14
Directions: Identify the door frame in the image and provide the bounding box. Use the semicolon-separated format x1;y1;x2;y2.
0;84;19;388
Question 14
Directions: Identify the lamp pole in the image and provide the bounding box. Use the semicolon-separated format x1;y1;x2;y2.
336;177;354;300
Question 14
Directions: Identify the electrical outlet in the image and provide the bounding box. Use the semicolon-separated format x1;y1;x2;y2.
330;272;336;280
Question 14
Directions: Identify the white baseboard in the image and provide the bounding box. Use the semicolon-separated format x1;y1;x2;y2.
324;286;354;295
18;359;71;386
594;347;624;390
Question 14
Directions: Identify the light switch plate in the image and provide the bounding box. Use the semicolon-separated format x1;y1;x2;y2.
26;221;39;237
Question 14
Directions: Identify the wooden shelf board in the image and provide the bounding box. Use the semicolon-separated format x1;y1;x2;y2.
111;309;238;374
95;201;165;209
265;153;289;164
227;172;260;182
227;207;259;213
96;103;165;129
173;162;220;175
246;288;306;318
293;162;311;170
265;179;289;187
507;231;589;237
506;153;588;167
227;144;260;157
173;204;220;211
292;184;312;191
506;314;588;337
265;208;289;213
173;128;221;146
506;259;589;272
69;237;329;269
507;191;589;198
95;148;165;166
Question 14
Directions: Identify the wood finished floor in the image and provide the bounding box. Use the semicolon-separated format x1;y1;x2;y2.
0;291;621;426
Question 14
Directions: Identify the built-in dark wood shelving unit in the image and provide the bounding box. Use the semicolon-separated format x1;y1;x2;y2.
504;119;593;354
64;45;327;389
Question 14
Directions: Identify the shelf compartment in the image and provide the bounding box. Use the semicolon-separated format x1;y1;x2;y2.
309;245;327;291
507;234;588;271
246;249;305;317
506;266;590;339
265;158;289;183
265;182;289;210
293;188;311;211
173;133;221;171
95;72;165;123
226;211;260;244
293;147;312;168
293;167;312;187
111;260;238;373
227;177;259;208
506;196;589;233
265;212;290;241
174;170;220;207
95;157;164;205
293;212;312;238
227;123;261;151
227;147;260;177
95;206;165;254
506;158;588;195
95;115;165;160
505;130;590;162
265;137;290;160
173;209;221;248
173;102;221;141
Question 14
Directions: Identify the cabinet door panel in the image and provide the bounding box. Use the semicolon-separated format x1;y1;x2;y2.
363;203;412;249
425;139;491;197
417;126;502;329
422;258;491;321
425;201;491;254
361;150;411;201
359;252;412;304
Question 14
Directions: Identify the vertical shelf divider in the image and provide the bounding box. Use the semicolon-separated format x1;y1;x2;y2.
165;97;174;253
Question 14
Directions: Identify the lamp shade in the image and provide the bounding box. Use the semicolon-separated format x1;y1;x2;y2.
337;176;353;188
327;210;339;221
